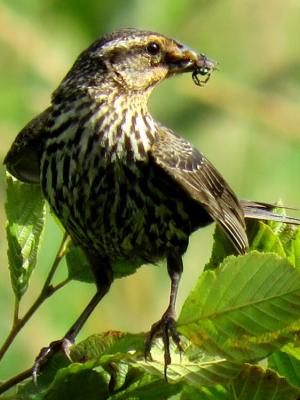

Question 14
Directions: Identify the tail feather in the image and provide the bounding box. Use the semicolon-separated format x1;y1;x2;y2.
240;200;300;225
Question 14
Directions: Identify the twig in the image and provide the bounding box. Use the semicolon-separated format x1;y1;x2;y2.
0;233;69;362
13;298;20;326
0;367;32;396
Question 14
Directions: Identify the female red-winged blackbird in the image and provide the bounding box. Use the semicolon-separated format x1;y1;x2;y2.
4;28;300;376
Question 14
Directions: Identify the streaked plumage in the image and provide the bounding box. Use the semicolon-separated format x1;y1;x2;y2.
4;28;300;376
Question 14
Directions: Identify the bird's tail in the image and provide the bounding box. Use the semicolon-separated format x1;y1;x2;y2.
240;200;300;225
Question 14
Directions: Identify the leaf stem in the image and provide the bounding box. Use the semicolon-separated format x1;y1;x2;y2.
42;232;70;290
0;233;69;362
52;276;71;292
13;298;20;326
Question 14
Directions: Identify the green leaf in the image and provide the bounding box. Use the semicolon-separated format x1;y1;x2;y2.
108;374;182;400
37;358;181;400
178;252;300;362
65;242;142;282
207;225;236;270
16;348;72;397
283;228;300;269
247;216;300;268
135;342;240;386
5;173;46;299
71;331;145;362
247;220;286;256
180;384;229;400
269;350;300;389
230;364;300;400
44;362;110;400
206;219;287;271
31;332;241;399
65;244;95;283
111;258;141;279
281;343;300;360
72;333;241;387
207;219;300;272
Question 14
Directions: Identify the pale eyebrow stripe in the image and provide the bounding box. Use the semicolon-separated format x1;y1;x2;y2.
99;35;163;54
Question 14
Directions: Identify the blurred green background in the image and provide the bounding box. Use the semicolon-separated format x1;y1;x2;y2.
1;0;300;381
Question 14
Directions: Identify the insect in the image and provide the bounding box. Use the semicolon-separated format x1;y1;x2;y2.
192;65;213;86
192;54;216;86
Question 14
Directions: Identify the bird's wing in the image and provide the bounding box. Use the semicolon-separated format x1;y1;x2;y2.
4;107;51;184
241;200;300;225
150;126;248;253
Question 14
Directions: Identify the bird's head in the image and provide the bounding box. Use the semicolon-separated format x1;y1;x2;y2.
60;28;216;94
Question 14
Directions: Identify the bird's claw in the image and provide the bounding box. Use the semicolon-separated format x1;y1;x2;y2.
32;337;73;384
145;313;184;379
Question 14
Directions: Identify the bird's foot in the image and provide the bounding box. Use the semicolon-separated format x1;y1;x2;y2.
32;337;73;384
145;309;184;379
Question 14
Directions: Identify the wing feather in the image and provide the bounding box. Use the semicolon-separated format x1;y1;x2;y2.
4;107;51;183
150;127;248;253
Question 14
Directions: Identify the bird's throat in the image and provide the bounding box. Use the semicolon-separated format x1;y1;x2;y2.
90;89;157;161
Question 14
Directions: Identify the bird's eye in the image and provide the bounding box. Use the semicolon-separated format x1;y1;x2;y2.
146;42;161;56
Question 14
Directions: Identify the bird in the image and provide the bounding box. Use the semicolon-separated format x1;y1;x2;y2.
4;28;300;378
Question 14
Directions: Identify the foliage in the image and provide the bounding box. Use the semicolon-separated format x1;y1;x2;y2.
5;173;45;300
1;177;300;399
1;1;300;398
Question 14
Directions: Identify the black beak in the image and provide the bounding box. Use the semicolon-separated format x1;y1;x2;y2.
165;44;217;85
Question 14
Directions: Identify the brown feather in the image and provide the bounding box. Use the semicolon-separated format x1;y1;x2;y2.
150;126;249;254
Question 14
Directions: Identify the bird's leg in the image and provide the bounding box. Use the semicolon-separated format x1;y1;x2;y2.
145;253;184;378
32;255;113;382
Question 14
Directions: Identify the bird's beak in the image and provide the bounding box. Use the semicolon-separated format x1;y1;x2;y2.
165;44;217;85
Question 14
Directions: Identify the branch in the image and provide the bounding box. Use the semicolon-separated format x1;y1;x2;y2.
0;367;32;396
0;233;69;362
